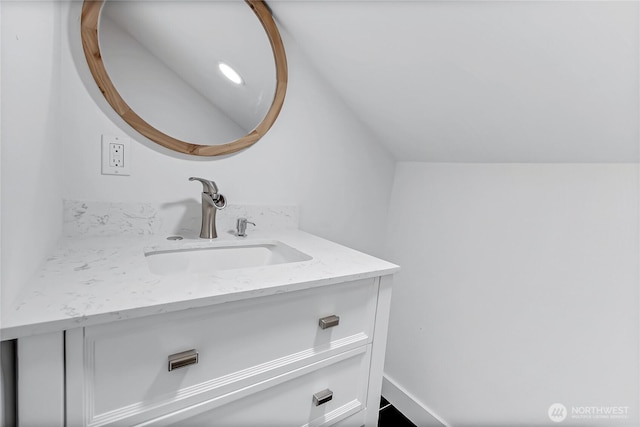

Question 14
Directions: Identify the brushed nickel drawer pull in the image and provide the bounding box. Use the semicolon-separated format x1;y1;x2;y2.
168;349;198;372
313;388;334;406
318;315;340;329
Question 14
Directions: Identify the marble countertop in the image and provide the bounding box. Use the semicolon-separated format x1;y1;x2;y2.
1;230;399;340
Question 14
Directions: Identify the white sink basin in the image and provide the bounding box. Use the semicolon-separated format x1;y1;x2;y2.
145;241;312;275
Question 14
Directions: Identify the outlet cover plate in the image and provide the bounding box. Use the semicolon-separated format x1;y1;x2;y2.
101;135;131;176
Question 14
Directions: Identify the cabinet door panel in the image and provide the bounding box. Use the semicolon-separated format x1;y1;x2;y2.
67;279;377;426
158;346;370;427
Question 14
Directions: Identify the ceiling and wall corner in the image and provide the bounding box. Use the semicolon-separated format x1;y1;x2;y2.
270;0;639;163
269;1;640;425
308;2;640;426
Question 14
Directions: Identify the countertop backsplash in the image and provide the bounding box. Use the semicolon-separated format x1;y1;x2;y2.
63;200;299;238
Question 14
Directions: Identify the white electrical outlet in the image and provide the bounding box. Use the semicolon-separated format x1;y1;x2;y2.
109;143;124;167
101;135;131;176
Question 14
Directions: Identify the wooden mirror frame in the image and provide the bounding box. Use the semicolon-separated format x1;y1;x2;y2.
81;0;287;156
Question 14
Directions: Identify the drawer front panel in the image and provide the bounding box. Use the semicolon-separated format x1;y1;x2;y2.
159;345;371;427
74;279;377;425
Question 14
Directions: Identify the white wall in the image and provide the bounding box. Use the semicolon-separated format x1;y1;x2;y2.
1;1;64;310
60;2;395;259
0;4;4;423
384;162;639;426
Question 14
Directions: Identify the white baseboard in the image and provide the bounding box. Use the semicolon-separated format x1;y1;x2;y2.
382;375;449;427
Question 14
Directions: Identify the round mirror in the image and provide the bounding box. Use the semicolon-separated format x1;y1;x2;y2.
81;0;287;156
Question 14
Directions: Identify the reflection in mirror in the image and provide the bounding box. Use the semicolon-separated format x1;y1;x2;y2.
81;0;287;156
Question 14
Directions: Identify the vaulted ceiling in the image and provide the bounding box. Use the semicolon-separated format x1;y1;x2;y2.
270;1;639;162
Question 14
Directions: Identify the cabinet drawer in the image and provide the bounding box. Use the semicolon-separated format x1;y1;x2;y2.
156;345;371;426
67;278;377;426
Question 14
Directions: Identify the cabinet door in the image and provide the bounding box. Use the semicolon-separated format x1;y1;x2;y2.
143;346;371;427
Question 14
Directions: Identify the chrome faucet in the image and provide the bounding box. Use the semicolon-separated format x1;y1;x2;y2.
236;218;256;237
189;177;226;239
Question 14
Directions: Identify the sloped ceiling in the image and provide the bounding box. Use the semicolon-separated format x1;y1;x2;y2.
270;1;639;162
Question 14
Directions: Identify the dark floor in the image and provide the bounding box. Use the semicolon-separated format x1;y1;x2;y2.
378;397;417;427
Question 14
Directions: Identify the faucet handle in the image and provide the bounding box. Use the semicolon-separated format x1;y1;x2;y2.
189;177;219;195
236;218;256;237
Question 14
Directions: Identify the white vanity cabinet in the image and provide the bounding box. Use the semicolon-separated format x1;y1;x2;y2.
19;275;393;427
